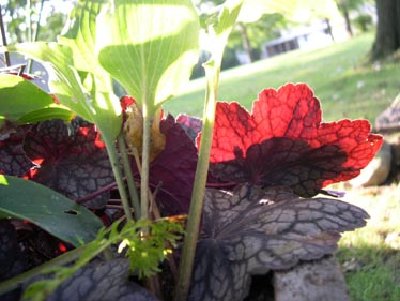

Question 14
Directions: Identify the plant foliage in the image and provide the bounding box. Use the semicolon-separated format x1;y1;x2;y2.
189;184;369;301
0;0;385;300
206;84;383;196
23;219;183;300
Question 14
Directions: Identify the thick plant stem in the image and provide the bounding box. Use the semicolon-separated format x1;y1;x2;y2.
0;247;83;295
140;105;152;223
175;65;219;301
118;135;141;219
104;138;133;222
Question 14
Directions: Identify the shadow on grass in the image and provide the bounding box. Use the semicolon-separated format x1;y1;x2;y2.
337;244;400;301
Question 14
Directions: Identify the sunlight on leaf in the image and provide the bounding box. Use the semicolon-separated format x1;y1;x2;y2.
207;84;383;196
97;0;200;112
7;40;121;140
0;74;74;123
0;175;8;185
6;43;94;121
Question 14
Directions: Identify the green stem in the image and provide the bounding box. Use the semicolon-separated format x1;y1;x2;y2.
140;105;151;222
174;64;219;301
104;137;133;222
118;134;141;219
0;247;83;295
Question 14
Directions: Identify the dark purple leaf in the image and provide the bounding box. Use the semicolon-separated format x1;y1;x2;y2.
176;114;202;142
24;120;113;209
189;184;368;301
0;122;33;176
0;220;19;279
149;115;198;215
46;259;158;301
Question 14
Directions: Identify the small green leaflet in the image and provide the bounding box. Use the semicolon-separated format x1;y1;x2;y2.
0;176;103;246
203;0;244;65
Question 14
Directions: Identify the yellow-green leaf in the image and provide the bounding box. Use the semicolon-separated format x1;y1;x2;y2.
96;0;200;112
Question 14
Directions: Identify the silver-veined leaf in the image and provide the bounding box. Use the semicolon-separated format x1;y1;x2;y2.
189;184;368;301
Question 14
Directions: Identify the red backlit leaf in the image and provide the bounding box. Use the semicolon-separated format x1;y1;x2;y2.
208;84;383;196
24;119;113;209
189;184;368;300
120;95;136;112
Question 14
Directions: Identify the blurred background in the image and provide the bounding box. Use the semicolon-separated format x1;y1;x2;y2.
1;1;399;300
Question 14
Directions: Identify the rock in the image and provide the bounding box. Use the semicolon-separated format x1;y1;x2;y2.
350;141;391;187
274;256;349;301
385;232;400;250
375;94;400;131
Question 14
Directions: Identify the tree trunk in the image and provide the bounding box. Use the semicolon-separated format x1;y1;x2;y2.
324;18;335;42
238;22;253;63
343;9;353;36
371;0;400;60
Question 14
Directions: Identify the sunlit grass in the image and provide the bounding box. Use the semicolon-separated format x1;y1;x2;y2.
166;33;400;122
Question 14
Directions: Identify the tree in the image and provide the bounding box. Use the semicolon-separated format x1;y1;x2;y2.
237;0;341;62
371;0;400;60
229;14;287;62
1;0;68;44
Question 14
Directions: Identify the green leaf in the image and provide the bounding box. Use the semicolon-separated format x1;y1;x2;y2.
6;43;93;121
0;176;103;246
17;104;75;124
96;0;200;112
6;41;121;141
59;0;106;75
0;74;74;123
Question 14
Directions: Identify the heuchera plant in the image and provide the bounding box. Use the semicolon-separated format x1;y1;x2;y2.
0;0;382;301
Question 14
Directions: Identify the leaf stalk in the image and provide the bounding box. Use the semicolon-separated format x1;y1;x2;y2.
118;134;141;219
104;137;133;222
174;63;220;301
140;104;152;223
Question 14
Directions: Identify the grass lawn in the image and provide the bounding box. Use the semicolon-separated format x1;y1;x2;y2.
337;185;400;301
165;33;400;122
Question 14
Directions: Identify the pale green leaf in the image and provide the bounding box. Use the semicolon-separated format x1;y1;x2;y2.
58;0;122;139
96;0;200;111
0;176;103;246
0;74;74;123
59;0;105;74
17;104;75;124
6;43;93;121
7;42;122;140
